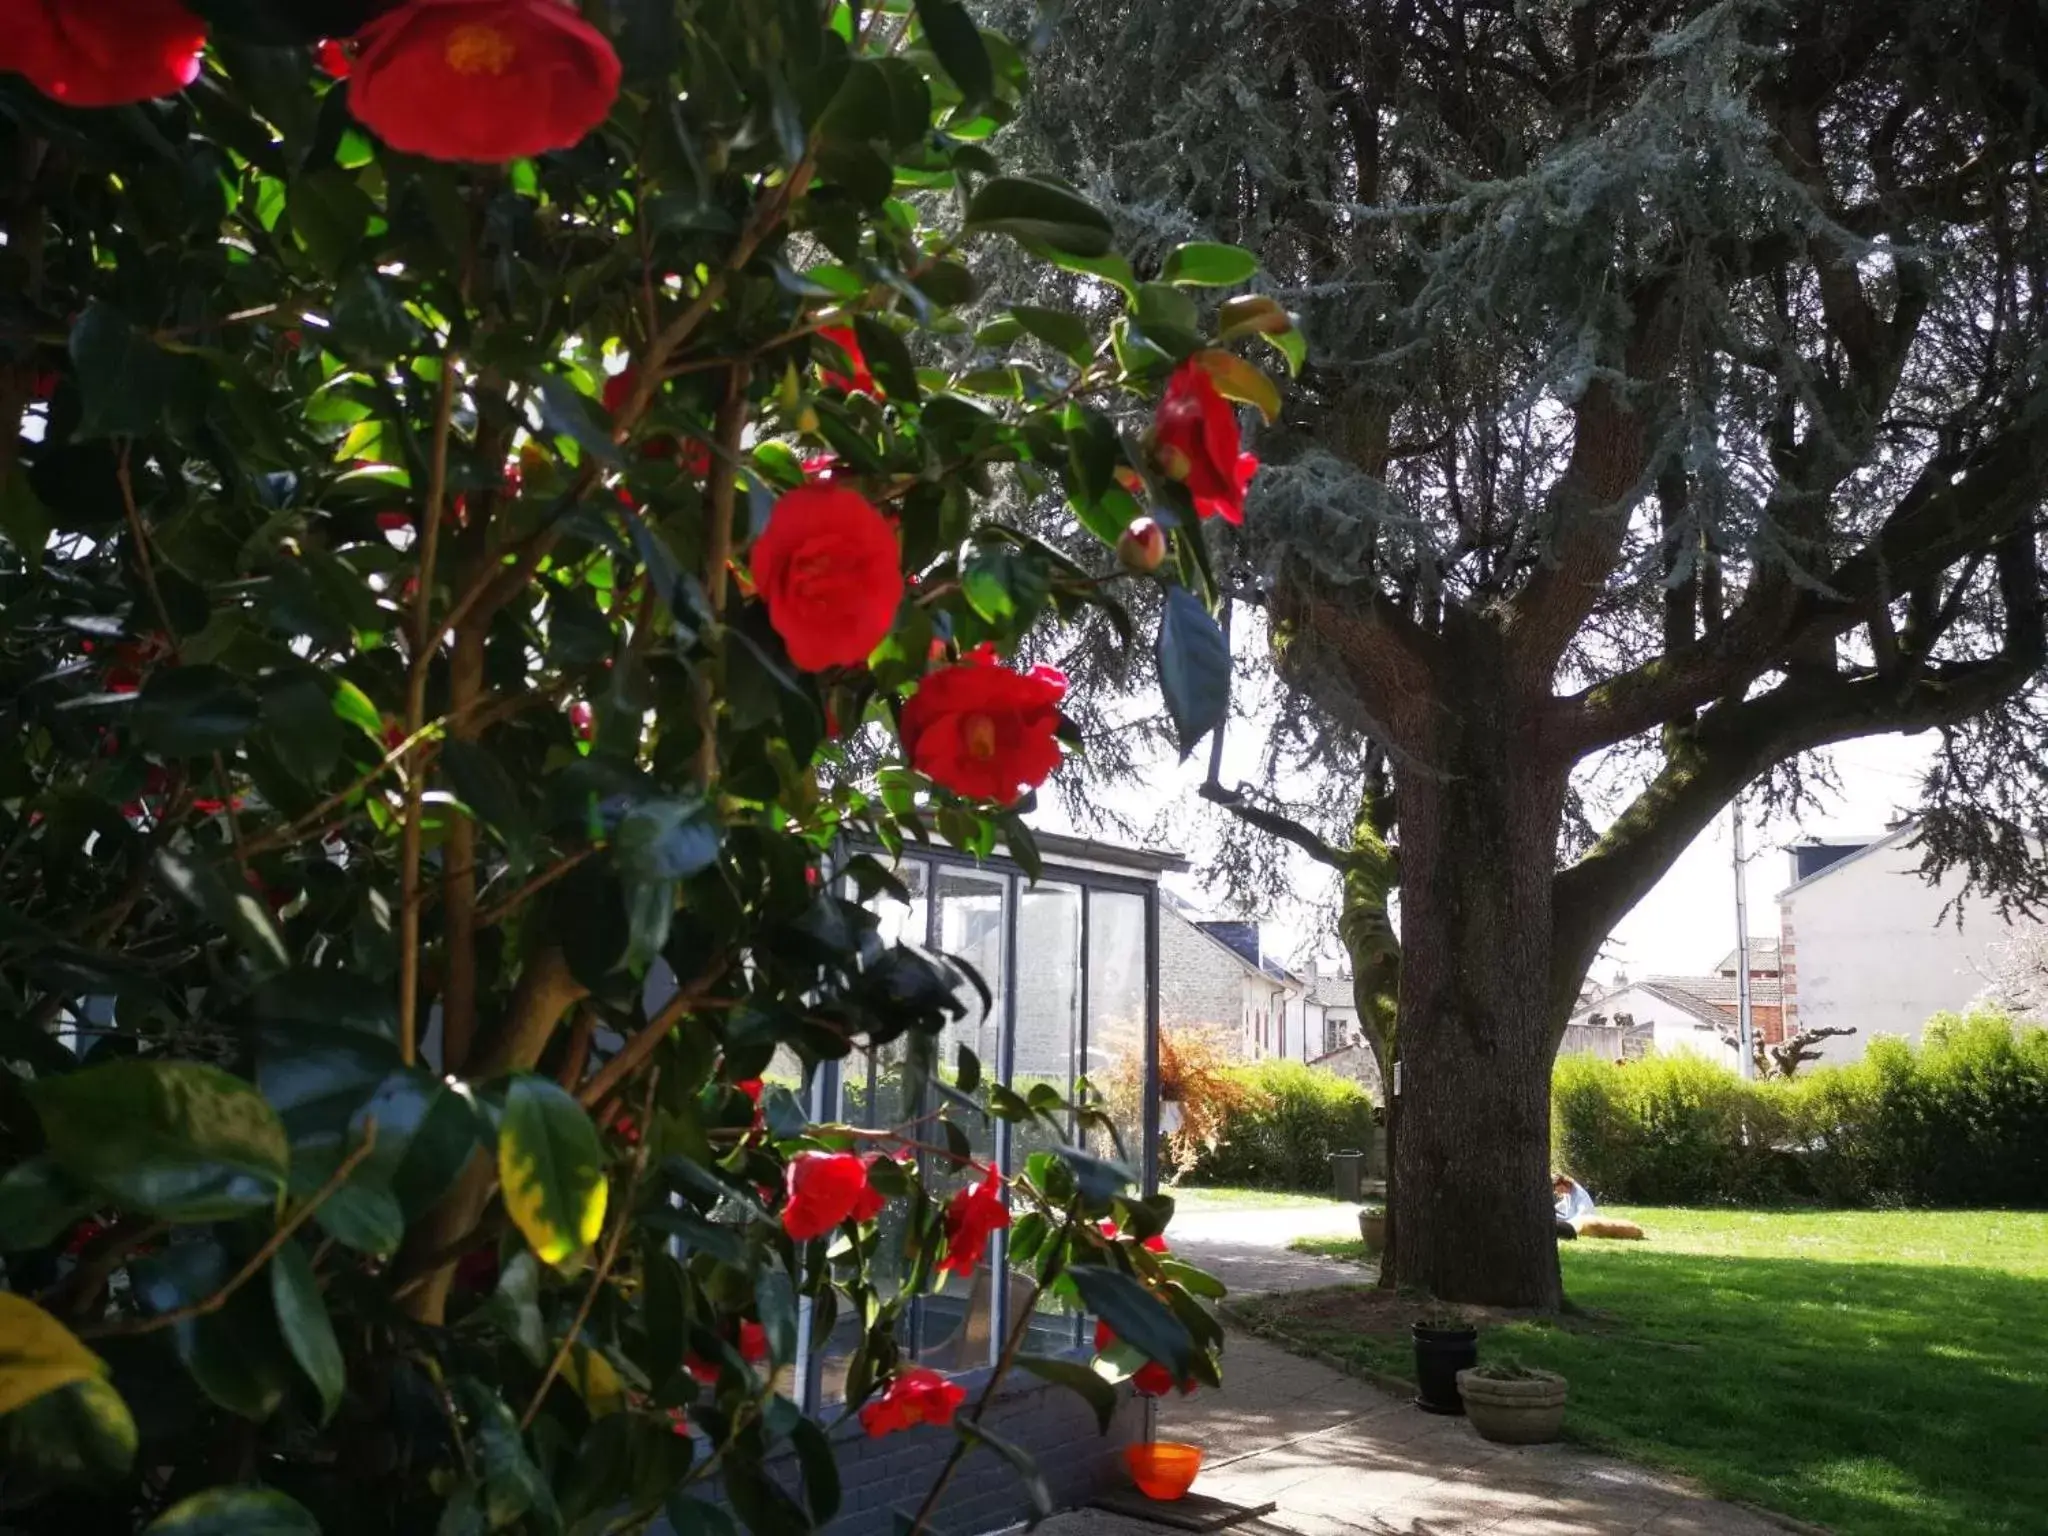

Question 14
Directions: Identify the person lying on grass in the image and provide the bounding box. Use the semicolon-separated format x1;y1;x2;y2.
1553;1172;1646;1241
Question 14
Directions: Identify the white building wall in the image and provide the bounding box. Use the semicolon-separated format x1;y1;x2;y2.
1563;985;1738;1069
1781;836;2048;1067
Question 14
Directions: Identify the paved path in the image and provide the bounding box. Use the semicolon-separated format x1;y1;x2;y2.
1166;1202;1370;1297
1042;1198;1790;1536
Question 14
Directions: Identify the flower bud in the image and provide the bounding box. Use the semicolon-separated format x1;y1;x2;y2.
1117;516;1168;574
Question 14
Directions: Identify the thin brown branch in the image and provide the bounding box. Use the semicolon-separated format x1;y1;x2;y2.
906;1254;1056;1535
694;369;749;785
399;360;461;1067
521;1071;659;1430
117;444;179;657
81;1124;377;1340
576;960;727;1110
478;846;596;928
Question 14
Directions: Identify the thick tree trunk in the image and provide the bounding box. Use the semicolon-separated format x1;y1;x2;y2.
1389;627;1566;1309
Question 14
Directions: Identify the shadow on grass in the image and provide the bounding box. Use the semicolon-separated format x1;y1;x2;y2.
1239;1246;2048;1536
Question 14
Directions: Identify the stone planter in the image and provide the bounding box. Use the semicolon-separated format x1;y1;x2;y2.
1455;1368;1567;1444
1357;1208;1386;1256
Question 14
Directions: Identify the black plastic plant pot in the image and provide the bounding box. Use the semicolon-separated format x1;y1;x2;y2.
1411;1322;1478;1414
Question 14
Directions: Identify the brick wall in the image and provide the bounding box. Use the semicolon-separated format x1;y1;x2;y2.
667;1366;1146;1536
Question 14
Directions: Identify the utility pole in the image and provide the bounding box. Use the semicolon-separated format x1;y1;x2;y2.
1731;796;1756;1080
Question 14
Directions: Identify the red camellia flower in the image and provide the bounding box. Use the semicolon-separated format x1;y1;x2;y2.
1098;1218;1170;1254
315;39;353;79
859;1367;966;1438
348;0;623;164
749;485;903;672
1154;359;1259;525
936;1171;1010;1278
899;646;1067;805
817;326;877;396
782;1150;874;1241
849;1156;889;1224
1095;1321;1197;1398
0;0;206;107
738;1320;768;1363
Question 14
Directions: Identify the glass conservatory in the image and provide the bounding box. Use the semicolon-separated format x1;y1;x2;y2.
800;832;1183;1414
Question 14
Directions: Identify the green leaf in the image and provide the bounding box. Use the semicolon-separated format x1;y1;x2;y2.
482;1251;549;1367
498;1074;608;1266
965;178;1115;258
1160;242;1259;287
269;1241;345;1425
132;1241;295;1422
791;1417;842;1525
1263;323;1309;377
0;1154;94;1251
68;303;174;438
614;797;721;882
261;672;345;785
1053;1146;1133;1206
328;270;422;368
1192;348;1282;423
329;678;385;743
440;741;531;845
1011;306;1093;367
1069;1265;1194;1378
0;1293;107;1419
134;665;261;757
853;315;922;402
155;847;290;973
2;1375;138;1484
456;1377;558;1531
28;1059;289;1221
667;1497;744;1536
143;1486;321;1535
956;1419;1053;1522
0;466;52;571
1045;248;1138;297
914;0;993;111
1017;1355;1118;1434
1156;586;1231;758
287;168;373;277
1217;293;1294;340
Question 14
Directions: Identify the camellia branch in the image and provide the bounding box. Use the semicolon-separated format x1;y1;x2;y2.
694;369;750;786
905;1240;1063;1536
81;1122;377;1341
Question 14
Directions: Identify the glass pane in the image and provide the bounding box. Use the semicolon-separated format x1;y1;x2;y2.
1011;882;1082;1157
814;862;927;1407
1085;891;1148;1174
920;865;1006;1360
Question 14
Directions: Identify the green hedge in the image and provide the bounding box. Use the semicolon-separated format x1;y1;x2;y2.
1554;1011;2048;1207
1182;1060;1378;1191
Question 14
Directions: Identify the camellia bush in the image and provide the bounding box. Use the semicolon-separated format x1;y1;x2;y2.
0;1;1302;1531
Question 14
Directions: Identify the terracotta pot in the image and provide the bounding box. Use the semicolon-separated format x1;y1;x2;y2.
1358;1209;1386;1255
1455;1367;1567;1444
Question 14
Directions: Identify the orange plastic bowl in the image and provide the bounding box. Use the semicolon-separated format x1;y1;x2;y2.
1125;1441;1204;1501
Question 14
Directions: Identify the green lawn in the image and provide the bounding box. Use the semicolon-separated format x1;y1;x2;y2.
1253;1208;2048;1535
1167;1184;1348;1211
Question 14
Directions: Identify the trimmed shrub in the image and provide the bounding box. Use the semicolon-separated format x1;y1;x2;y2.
1182;1060;1378;1191
1554;1010;2048;1207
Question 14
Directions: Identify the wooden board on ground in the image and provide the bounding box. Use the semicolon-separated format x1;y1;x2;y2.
1088;1491;1279;1531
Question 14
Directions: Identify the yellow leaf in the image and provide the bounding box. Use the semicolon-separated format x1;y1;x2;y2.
497;1074;608;1266
0;1293;108;1419
1216;295;1294;340
1191;349;1282;424
565;1343;626;1417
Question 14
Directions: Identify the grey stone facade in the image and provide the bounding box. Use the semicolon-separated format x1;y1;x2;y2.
1158;904;1254;1041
